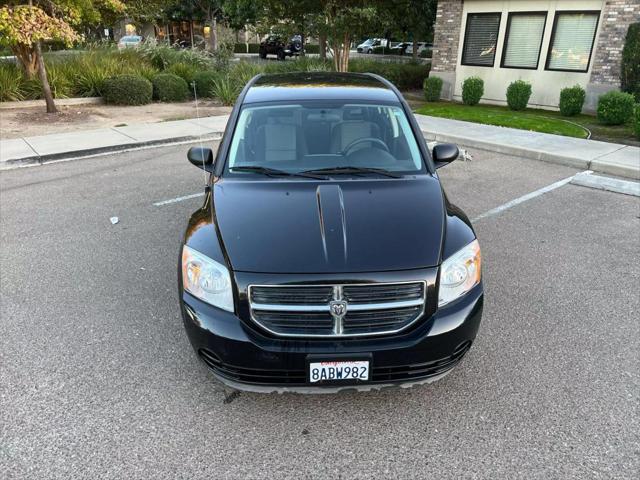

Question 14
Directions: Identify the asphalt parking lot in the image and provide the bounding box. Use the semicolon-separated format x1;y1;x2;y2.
1;144;638;479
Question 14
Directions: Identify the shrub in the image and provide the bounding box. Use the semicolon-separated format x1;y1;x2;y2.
596;91;635;125
0;63;25;101
634;104;640;139
621;23;640;102
21;62;73;99
167;62;199;85
462;76;483;106
231;61;262;86
423;76;443;102
103;74;152;105
211;75;241;105
348;59;430;90
152;73;189;102
558;85;586;116
506;80;532;111
304;44;320;54
193;70;218;98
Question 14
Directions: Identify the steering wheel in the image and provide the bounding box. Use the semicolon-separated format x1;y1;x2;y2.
342;137;390;156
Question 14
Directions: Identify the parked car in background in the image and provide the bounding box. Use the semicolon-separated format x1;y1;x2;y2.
259;34;303;60
356;38;382;53
405;42;433;56
117;35;142;50
179;72;483;393
389;42;411;55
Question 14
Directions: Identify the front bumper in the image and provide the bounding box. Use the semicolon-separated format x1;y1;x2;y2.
181;282;483;393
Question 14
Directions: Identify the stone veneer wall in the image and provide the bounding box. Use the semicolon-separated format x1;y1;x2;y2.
585;0;640;111
431;0;464;99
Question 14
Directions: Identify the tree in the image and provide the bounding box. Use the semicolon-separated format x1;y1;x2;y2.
0;0;124;112
381;0;437;60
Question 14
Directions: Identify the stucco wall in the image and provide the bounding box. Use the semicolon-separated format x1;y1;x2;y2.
451;0;609;110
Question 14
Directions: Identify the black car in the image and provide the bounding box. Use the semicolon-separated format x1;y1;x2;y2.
180;72;483;393
259;34;302;60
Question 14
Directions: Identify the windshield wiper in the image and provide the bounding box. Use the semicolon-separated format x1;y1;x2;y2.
302;166;401;178
230;165;327;180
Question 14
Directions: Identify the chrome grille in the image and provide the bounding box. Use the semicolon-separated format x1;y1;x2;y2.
248;282;426;338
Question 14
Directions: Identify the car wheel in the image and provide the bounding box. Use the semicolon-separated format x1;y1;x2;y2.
277;49;285;61
259;49;267;59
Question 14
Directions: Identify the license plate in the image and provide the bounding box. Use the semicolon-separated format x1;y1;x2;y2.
309;360;370;383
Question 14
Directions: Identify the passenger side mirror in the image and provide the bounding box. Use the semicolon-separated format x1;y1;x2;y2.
187;146;214;172
432;143;459;169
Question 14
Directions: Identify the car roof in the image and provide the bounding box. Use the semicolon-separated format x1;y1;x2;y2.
243;72;399;104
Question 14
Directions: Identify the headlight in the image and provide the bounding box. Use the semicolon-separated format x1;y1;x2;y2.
438;239;481;307
181;245;234;312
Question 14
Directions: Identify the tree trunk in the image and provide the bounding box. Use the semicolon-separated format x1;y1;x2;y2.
11;44;38;79
35;42;56;113
319;34;327;60
209;16;218;51
412;38;418;60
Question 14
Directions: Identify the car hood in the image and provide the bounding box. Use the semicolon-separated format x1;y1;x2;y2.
213;177;445;273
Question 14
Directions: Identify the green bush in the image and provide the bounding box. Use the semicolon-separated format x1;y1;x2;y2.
152;73;189;102
423;76;443;102
304;44;320;54
0;63;25;101
634;104;640;139
103;74;152;105
348;59;430;90
211;75;241;106
167;62;199;85
506;80;532;111
231;61;263;85
596;90;635;125
558;85;586;116
621;23;640;102
248;43;261;54
193;70;218;98
462;76;483;106
233;43;248;53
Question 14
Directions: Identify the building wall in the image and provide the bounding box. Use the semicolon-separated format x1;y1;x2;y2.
431;0;465;99
455;0;608;110
432;0;638;111
586;0;640;110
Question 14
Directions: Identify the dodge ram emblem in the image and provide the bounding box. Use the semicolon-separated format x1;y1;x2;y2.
329;300;347;317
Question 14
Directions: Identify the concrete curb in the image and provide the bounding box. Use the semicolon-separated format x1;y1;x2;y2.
420;129;590;170
0;97;103;110
1;133;222;169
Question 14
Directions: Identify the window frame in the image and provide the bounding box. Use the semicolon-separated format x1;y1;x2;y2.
500;11;548;70
461;12;503;68
544;10;601;73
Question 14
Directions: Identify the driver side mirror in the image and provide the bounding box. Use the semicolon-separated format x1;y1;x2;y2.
187;146;214;172
432;143;459;169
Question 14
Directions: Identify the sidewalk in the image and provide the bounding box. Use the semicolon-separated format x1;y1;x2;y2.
1;114;638;179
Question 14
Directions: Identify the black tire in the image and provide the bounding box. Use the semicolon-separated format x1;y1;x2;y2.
277;49;285;61
259;49;267;59
291;40;302;53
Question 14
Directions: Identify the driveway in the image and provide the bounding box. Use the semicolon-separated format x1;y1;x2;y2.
1;145;638;479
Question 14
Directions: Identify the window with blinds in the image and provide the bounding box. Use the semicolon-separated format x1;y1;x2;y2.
546;12;600;72
501;12;547;69
461;13;502;67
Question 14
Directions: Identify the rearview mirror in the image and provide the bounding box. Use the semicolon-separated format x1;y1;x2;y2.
187;146;214;172
432;143;459;169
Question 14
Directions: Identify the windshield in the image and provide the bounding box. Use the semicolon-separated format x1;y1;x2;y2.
225;102;424;175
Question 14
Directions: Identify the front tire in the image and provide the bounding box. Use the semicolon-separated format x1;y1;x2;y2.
259;49;267;59
277;49;286;61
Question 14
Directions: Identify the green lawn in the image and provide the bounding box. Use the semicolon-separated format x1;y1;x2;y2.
411;100;638;145
414;102;589;138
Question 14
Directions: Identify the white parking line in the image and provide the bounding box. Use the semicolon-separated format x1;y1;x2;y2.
153;192;204;206
472;171;592;222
